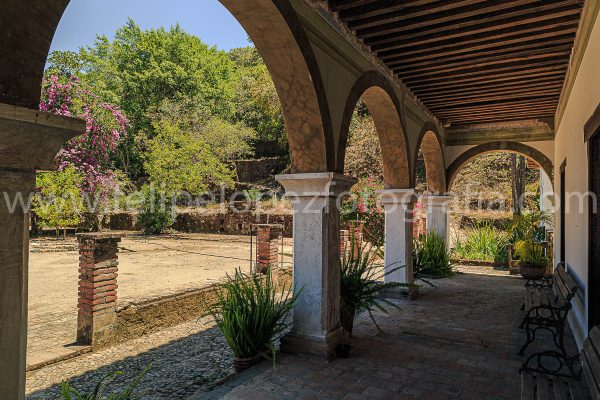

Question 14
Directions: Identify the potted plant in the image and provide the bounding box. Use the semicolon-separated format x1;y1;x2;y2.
339;240;407;346
206;269;299;372
510;211;553;280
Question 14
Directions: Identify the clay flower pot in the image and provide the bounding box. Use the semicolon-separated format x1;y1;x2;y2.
519;261;547;280
233;354;263;373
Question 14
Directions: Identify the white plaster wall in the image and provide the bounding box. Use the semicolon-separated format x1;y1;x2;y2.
554;14;600;347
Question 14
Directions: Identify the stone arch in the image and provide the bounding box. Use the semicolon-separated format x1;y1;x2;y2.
415;123;446;194
446;141;554;190
0;0;333;173
337;71;411;188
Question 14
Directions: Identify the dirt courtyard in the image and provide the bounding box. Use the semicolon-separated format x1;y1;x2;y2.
27;232;292;367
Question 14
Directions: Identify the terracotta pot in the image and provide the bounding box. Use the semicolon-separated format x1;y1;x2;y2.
340;305;356;335
519;261;547;280
233;354;262;372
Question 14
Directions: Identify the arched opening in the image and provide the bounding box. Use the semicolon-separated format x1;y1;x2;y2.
447;141;554;191
414;124;446;195
338;71;411;189
0;0;333;173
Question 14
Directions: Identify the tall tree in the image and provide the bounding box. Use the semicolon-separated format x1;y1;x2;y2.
511;154;527;215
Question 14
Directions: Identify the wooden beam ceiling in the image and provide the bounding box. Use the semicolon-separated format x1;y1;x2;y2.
327;0;584;127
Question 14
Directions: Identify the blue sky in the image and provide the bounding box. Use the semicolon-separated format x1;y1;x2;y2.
49;0;251;55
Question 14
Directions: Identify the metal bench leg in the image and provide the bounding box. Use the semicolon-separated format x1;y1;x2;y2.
553;326;568;356
520;322;535;355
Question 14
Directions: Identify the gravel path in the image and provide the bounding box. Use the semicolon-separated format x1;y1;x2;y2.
26;317;235;399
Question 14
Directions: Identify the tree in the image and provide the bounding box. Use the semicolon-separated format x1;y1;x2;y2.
40;74;127;227
144;119;235;196
47;19;239;179
511;154;526;215
344;113;384;184
33;167;83;238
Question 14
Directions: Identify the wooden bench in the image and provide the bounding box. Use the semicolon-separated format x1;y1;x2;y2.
520;326;600;399
520;263;580;355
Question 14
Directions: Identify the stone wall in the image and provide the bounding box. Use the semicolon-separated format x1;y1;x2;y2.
103;208;293;238
233;157;288;183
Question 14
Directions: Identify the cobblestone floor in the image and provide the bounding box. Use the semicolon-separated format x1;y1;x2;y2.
26;266;580;399
198;266;580;400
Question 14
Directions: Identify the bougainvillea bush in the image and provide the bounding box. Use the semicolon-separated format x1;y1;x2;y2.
341;177;385;247
40;74;128;222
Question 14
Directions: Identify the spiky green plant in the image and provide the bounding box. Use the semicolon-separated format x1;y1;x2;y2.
453;224;509;262
59;364;151;400
206;269;299;362
413;232;453;280
340;240;408;334
511;210;553;265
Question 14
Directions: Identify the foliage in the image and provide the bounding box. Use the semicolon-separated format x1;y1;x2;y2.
59;364;150;400
511;210;553;264
46;20;283;180
452;224;509;262
40;74;127;203
341;177;385;247
136;185;175;235
34;167;83;233
243;188;263;203
340;242;406;334
144;120;235;195
205;269;298;361
413;232;453;279
343;114;384;183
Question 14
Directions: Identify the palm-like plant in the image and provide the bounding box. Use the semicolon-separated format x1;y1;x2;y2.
340;240;408;335
206;269;298;370
60;364;151;400
511;210;553;264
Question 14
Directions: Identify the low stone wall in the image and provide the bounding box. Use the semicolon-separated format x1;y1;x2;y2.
94;268;292;349
102;209;293;237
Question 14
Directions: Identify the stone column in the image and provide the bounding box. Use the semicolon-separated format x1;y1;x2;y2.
380;190;417;287
254;224;282;273
423;195;454;245
77;233;122;346
276;172;356;359
0;103;84;400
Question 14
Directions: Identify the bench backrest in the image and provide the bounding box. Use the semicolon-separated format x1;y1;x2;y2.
553;263;580;304
582;326;600;400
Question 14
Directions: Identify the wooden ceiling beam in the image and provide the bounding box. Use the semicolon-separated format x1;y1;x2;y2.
328;0;385;12
383;34;575;65
449;113;557;124
406;65;567;89
373;14;580;54
389;44;574;72
431;100;560;115
413;73;567;95
419;86;564;105
397;53;571;80
360;0;580;41
379;24;578;62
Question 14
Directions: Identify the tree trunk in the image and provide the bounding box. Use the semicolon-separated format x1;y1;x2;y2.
511;154;526;215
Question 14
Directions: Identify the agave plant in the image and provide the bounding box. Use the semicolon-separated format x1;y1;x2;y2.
60;364;151;400
340;240;408;335
413;232;453;282
205;269;299;370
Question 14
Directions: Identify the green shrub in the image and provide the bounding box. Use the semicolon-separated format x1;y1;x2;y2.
206;269;298;362
453;225;509;262
60;364;150;399
413;232;453;279
136;185;175;235
340;242;407;334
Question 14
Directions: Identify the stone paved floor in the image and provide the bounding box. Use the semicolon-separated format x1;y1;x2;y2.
26;266;580;399
198;266;580;400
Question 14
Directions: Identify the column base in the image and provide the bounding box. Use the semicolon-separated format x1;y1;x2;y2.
280;328;341;360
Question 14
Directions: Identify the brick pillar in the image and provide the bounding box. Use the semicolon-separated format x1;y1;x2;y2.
340;229;350;256
255;224;282;273
348;220;364;258
77;233;122;346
